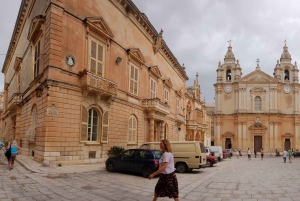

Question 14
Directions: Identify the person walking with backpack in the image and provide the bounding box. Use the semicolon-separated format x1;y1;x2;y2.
4;142;11;165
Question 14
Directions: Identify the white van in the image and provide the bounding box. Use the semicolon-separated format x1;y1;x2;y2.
140;141;206;173
208;146;223;161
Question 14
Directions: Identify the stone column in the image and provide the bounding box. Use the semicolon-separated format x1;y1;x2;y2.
270;89;273;110
216;122;221;145
239;89;242;110
235;89;239;111
243;88;246;110
243;122;247;150
275;89;278;110
269;122;274;149
295;122;299;149
238;123;242;150
274;122;278;148
149;118;154;142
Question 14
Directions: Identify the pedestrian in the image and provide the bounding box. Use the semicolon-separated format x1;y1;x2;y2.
0;141;4;149
292;149;294;160
288;148;292;163
254;150;257;158
4;142;11;163
238;148;241;156
247;148;251;161
282;149;288;163
236;150;239;159
148;139;179;201
9;140;21;170
261;148;264;161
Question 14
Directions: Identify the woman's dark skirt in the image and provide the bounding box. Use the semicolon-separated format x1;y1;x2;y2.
155;172;179;198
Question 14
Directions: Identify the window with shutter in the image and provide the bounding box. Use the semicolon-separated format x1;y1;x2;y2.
128;115;137;143
176;98;180;114
150;79;156;99
89;38;104;76
102;111;109;142
164;88;169;104
129;65;139;95
254;96;262;111
34;40;40;78
87;109;98;141
81;106;88;141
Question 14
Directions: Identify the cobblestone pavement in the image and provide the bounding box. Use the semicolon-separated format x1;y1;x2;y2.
0;152;300;201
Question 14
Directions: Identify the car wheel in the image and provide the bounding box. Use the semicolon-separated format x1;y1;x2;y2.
142;166;153;178
206;160;213;167
176;163;188;173
106;162;115;172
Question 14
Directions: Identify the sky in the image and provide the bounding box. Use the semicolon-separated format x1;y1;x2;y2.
1;1;300;102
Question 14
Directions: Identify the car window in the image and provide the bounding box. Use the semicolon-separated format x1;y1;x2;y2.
120;150;134;158
153;151;162;159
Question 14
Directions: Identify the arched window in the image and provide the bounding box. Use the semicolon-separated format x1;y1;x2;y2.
284;70;289;80
88;109;99;141
128;115;137;143
226;70;231;80
254;96;262;111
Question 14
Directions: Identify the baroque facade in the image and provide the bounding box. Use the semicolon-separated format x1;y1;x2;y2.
214;44;300;152
1;0;209;165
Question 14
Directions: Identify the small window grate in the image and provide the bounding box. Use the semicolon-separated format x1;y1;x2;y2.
89;151;96;158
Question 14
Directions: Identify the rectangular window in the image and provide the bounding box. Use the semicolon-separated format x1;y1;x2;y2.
89;38;104;76
34;41;40;78
150;79;156;99
130;65;139;95
176;98;180;114
164;89;169;104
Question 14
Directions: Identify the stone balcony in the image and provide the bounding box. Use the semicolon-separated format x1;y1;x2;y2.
186;120;208;131
142;98;170;120
176;114;186;124
7;93;22;110
81;71;118;98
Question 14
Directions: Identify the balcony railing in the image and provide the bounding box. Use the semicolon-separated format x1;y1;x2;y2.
142;98;170;115
176;114;186;124
7;93;22;110
81;72;118;97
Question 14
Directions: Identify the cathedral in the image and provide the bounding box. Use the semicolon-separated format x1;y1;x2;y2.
214;44;300;153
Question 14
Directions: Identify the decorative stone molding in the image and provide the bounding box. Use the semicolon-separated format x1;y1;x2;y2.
162;78;173;89
27;15;45;42
127;48;146;65
148;65;162;80
84;17;114;39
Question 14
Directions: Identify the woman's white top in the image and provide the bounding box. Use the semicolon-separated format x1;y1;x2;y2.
247;149;251;155
159;152;175;174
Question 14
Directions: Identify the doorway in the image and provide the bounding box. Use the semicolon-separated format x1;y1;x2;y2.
254;136;262;152
285;139;291;150
225;138;231;149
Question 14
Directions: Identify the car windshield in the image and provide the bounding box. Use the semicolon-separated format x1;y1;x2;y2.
120;150;134;158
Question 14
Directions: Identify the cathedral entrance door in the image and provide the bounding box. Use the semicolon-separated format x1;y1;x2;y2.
284;139;291;150
225;138;231;149
254;136;262;152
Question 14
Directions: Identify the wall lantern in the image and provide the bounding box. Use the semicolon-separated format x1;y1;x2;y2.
35;87;43;98
115;57;122;64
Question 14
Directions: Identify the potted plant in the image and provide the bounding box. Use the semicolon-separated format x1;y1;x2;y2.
107;146;125;157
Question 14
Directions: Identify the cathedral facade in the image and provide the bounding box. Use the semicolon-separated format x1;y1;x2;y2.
214;45;300;153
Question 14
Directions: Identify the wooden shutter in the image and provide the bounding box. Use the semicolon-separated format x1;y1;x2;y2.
128;116;137;143
102;111;109;142
134;68;138;95
90;39;104;76
81;106;88;141
130;65;134;93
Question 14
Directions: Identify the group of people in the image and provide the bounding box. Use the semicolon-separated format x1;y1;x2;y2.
236;148;264;161
282;148;294;163
0;140;21;170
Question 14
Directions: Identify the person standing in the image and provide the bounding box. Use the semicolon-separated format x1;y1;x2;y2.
282;149;288;163
148;140;179;201
238;148;241;156
4;142;11;164
288;148;292;163
254;150;257;158
247;148;252;161
236;150;239;159
261;148;264;161
9;140;21;170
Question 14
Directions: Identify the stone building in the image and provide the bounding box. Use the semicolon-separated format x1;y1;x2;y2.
1;0;208;165
205;102;215;145
214;44;300;152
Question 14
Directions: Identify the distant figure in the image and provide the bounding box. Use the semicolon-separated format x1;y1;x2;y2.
247;148;252;161
9;140;21;170
236;150;239;159
254;150;257;158
282;149;288;163
261;148;264;161
288;148;292;163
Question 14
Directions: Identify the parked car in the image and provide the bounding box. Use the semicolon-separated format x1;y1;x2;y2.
206;155;217;167
105;149;162;178
208;146;223;161
205;147;212;156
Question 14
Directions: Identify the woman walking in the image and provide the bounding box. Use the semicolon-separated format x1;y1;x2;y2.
261;148;264;161
247;148;252;161
9;140;21;170
148;139;179;201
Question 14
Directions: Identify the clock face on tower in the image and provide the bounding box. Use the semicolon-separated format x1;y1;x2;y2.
224;85;232;93
283;85;291;93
